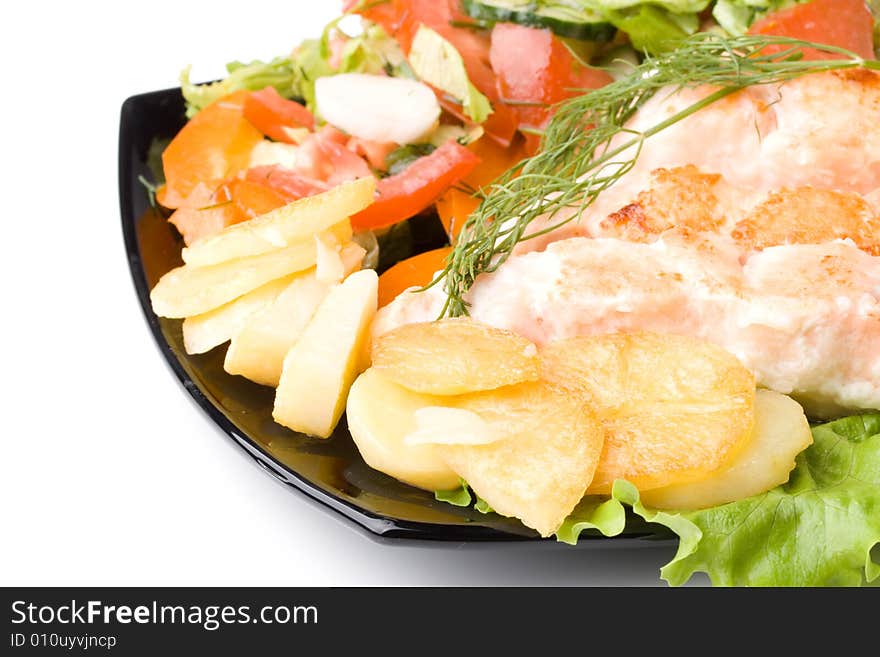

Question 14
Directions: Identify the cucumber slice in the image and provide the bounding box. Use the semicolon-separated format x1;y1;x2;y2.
462;0;617;42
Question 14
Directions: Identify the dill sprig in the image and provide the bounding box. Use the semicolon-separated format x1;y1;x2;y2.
437;34;880;317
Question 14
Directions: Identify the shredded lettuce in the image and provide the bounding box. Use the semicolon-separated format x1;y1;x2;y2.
581;1;709;53
556;496;628;543
385;143;437;176
180;57;301;119
614;414;880;586
711;0;806;35
408;26;493;124
181;22;405;117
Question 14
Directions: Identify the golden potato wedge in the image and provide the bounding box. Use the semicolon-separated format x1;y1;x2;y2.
642;390;812;509
181;177;373;267
438;382;605;537
536;333;629;409
315;237;366;284
150;223;351;318
273;269;378;438
224;241;365;387
346;368;460;491
182;274;296;355
540;333;755;494
223;270;332;387
372;319;539;395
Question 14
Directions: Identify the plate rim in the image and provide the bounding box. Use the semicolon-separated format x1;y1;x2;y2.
118;86;670;547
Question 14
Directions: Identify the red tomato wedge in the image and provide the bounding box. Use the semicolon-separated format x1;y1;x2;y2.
243;87;315;143
490;22;613;148
353;0;469;52
168;182;246;246
294;126;373;185
168;174;303;246
351;141;480;231
348;137;398;171
378;247;452;308
161;91;263;208
749;0;875;61
343;0;405;34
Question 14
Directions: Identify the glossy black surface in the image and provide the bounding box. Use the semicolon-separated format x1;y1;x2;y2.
119;87;668;544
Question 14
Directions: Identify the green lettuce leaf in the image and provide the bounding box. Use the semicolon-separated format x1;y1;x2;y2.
584;0;708;11
474;494;494;515
712;0;807;35
180;57;301;119
556;496;627;543
435;479;473;507
582;1;708;53
434;479;495;514
613;414;880;586
408;26;493;124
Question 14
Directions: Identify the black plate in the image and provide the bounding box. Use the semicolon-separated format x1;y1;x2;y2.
119;87;667;544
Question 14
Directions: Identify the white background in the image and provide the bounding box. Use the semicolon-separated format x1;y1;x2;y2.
0;1;680;586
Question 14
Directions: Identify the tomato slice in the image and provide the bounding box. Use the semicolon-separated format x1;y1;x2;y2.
168;168;332;245
246;166;331;199
243;87;315;143
161;91;263;208
378;247;452;308
490;23;613;144
293;126;373;185
167;181;247;246
351;141;480;231
343;0;405;35
749;0;875;61
347;137;398;171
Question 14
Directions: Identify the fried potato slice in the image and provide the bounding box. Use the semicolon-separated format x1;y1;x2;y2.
438;382;605;537
181;176;374;267
273;269;378;438
346;368;460;491
223;270;331;387
371;318;540;395
225;243;365;387
182;273;296;355
150;223;350;318
540;333;755;493
642;390;812;509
